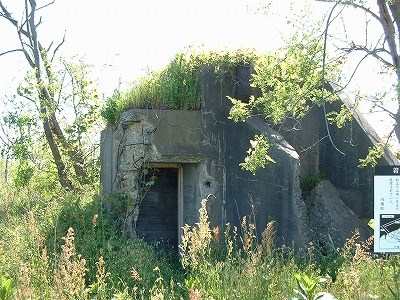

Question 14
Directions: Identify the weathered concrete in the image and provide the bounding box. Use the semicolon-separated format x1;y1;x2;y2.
337;188;363;217
100;65;312;248
277;86;399;218
307;180;373;249
225;116;310;247
200;66;311;247
100;64;390;249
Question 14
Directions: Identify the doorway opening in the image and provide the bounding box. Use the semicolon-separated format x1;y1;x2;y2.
136;164;183;250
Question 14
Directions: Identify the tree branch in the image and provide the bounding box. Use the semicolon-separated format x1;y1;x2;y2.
321;2;345;155
377;0;399;71
51;30;66;62
35;16;42;28
0;121;10;147
340;1;382;25
0;48;25;57
37;0;56;11
388;1;400;43
371;102;396;118
341;44;393;68
17;31;35;67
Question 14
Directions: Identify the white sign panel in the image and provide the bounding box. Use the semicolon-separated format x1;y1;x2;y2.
374;166;400;253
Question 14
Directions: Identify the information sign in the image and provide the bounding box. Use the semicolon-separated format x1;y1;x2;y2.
374;166;400;252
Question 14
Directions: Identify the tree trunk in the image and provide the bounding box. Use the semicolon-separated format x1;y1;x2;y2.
49;113;88;179
39;48;88;181
42;116;74;190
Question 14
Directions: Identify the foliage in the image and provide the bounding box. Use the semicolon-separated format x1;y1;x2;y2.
0;2;101;190
100;89;123;125
229;34;339;127
292;273;328;300
101;48;258;124
0;176;399;299
358;143;384;167
0;275;13;300
326;104;353;129
1;54;101;190
240;135;276;175
387;255;400;299
300;172;327;191
227;96;251;122
226;32;343;173
104;36;339;129
179;198;212;270
101;39;348;174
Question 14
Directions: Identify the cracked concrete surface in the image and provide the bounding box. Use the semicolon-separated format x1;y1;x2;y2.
100;64;392;248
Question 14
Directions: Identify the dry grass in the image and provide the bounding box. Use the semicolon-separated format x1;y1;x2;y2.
1;180;399;299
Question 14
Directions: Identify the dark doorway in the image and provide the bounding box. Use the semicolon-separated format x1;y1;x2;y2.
136;167;179;249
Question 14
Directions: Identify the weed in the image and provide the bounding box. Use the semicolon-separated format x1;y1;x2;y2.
292;273;332;300
101;48;258;124
1;176;399;299
86;256;110;300
300;172;327;191
54;227;87;299
387;255;400;299
179;198;212;270
0;275;13;300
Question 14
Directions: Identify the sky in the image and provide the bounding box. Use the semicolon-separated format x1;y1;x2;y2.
0;0;328;96
0;0;396;140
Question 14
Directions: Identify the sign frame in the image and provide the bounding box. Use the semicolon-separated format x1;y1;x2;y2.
374;166;400;253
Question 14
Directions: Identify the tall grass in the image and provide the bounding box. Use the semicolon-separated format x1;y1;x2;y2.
0;179;184;299
101;48;258;124
1;175;399;299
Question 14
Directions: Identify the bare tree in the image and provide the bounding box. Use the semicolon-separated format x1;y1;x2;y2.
319;0;400;145
0;0;95;190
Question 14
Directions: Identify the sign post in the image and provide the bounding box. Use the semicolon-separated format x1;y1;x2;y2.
374;166;400;253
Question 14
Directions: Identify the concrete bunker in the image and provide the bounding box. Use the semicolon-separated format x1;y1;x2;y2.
100;65;397;250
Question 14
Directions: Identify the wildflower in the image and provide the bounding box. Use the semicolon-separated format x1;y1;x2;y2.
130;267;141;281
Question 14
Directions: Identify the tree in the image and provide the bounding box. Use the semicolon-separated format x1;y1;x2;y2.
0;1;100;189
229;31;343;171
316;0;400;155
229;1;400;171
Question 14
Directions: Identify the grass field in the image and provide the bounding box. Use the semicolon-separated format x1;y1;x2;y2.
0;179;399;300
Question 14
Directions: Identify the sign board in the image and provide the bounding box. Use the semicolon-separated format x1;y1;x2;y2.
374;166;400;253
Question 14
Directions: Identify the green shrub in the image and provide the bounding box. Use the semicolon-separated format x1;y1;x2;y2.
100;89;123;124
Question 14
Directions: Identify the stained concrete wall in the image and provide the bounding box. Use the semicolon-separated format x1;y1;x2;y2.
100;110;209;231
100;62;396;249
278;89;399;218
200;67;310;247
100;65;312;248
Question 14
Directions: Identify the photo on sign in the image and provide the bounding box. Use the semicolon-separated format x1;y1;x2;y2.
379;214;400;250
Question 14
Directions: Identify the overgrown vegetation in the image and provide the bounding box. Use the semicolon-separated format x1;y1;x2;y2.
101;48;258;124
0;2;101;190
300;172;327;191
101;40;341;127
0;174;398;299
101;34;348;171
